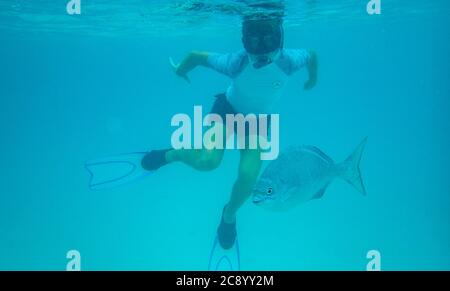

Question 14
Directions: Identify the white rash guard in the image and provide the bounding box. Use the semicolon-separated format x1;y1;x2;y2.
206;49;311;114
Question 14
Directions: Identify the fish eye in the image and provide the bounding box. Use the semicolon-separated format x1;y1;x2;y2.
267;187;273;195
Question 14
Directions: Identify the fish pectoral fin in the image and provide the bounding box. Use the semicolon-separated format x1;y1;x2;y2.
312;184;329;200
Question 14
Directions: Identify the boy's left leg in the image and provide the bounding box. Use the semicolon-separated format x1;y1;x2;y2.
225;148;262;221
218;147;262;249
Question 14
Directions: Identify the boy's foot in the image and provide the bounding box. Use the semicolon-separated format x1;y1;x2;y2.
141;149;171;171
217;205;237;250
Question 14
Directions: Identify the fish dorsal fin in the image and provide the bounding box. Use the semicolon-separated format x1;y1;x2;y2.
302;146;334;164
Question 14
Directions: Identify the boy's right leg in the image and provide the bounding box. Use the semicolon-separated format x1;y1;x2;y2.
165;148;224;172
164;111;227;171
143;93;230;172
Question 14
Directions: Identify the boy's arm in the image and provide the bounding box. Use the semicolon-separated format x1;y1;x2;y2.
304;49;318;90
172;51;210;82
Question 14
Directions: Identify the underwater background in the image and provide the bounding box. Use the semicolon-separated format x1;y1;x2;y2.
0;0;448;270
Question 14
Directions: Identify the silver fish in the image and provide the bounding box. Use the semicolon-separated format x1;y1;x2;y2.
252;138;367;211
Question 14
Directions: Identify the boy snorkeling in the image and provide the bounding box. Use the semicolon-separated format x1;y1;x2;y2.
140;15;318;249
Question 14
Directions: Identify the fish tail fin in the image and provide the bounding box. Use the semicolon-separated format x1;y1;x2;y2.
338;137;368;195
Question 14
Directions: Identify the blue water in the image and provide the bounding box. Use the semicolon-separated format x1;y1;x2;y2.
0;0;449;270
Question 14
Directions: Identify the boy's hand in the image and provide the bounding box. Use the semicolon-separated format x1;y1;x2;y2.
170;57;191;83
304;50;318;91
304;78;316;90
169;51;209;83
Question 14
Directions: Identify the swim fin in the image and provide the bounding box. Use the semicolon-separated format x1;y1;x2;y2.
208;235;241;271
85;152;153;190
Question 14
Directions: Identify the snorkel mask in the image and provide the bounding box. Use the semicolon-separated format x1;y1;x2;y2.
242;18;284;69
